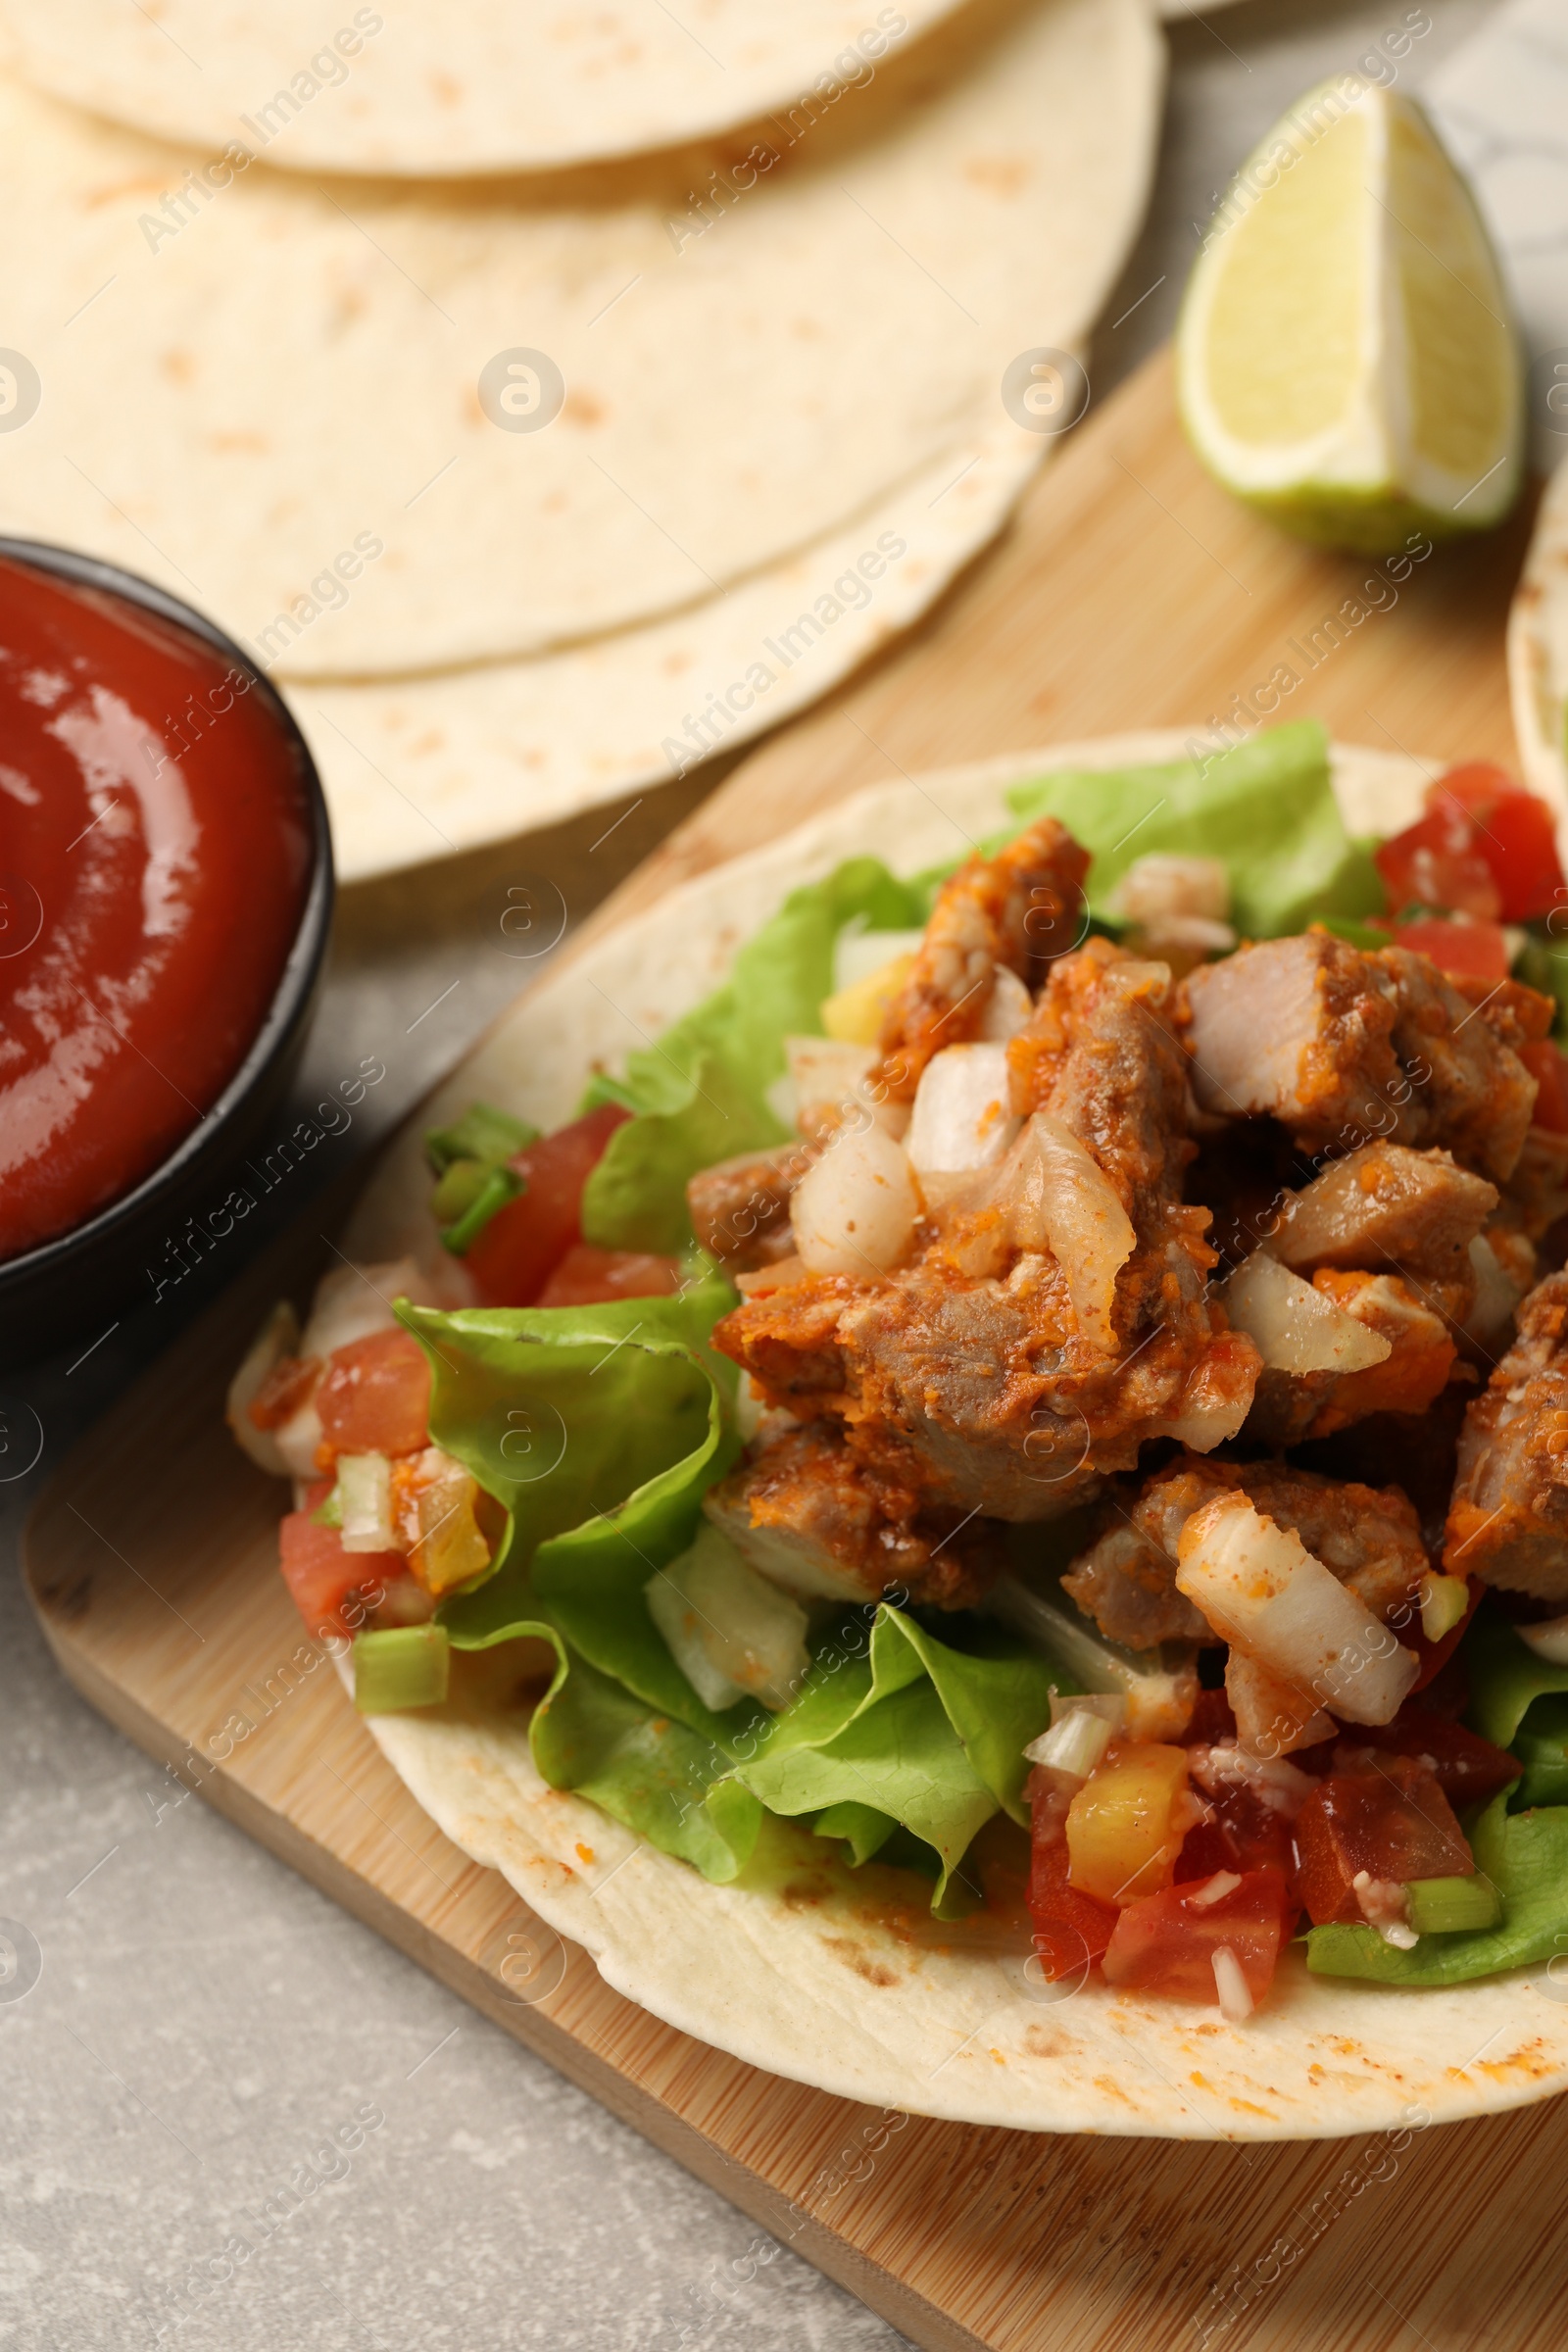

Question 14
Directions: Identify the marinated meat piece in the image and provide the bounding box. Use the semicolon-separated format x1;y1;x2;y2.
1382;945;1544;1187
703;1420;1004;1609
1499;1128;1568;1245
1449;972;1554;1054
875;815;1090;1101
1062;1453;1427;1649
1247;1268;1456;1446
1184;932;1400;1143
1446;1271;1568;1598
717;940;1261;1520
1056;1519;1209;1647
1183;934;1543;1184
687;1145;811;1274
1272;1144;1496;1281
1237;1457;1430;1620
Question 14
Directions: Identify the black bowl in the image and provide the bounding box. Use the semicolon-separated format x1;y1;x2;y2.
0;538;333;1373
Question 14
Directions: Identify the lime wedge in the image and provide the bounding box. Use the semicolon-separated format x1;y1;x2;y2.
1177;78;1523;555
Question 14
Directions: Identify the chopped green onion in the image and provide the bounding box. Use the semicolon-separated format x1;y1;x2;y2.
337;1450;396;1553
424;1101;538;1176
311;1483;343;1528
440;1163;525;1255
1403;1876;1501;1935
431;1155;498;1224
353;1624;451;1713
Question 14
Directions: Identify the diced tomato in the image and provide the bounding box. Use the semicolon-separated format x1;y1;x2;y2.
464;1102;632;1307
1392;915;1510;983
1028;1818;1117;1982
277;1502;405;1642
1101;1867;1291;2007
1430;762;1567;922
315;1328;431;1459
1522;1039;1568;1136
1176;1775;1296;1886
1375;764;1567;925
1375;804;1501;922
1294;1757;1473;1926
247;1351;321;1431
535;1244;685;1309
1329;1705;1520;1810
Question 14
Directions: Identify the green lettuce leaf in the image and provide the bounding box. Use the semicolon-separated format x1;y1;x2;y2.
728;1606;1071;1910
404;1271;755;1746
1306;1787;1568;1985
579;857;924;1250
1005;719;1384;937
1462;1606;1568;1752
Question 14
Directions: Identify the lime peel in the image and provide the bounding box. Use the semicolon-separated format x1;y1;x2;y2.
1178;75;1522;556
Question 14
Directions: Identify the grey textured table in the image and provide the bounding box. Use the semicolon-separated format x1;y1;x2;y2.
0;3;1503;2344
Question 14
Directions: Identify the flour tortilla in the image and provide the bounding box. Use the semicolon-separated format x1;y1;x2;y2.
328;732;1568;2139
1508;457;1568;823
293;415;1045;880
0;0;964;176
0;0;1160;679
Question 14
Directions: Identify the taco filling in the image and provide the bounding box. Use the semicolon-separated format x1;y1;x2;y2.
228;721;1568;2022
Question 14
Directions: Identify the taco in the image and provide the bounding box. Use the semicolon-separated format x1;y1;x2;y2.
228;720;1568;2138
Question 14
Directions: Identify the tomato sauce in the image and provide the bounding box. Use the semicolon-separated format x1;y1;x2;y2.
0;554;311;1261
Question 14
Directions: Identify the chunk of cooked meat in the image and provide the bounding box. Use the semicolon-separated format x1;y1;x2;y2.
874;815;1090;1101
1498;1128;1568;1245
1184;932;1398;1140
1446;1270;1568;1598
687;1145;812;1275
1061;1452;1429;1649
716;939;1260;1520
1449;972;1554;1054
1182;933;1543;1184
1272;1143;1496;1281
703;1420;1004;1609
1246;1268;1457;1446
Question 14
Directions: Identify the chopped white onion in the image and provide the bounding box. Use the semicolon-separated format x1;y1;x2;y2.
977;966;1033;1042
782;1035;907;1139
1050;1691;1127;1731
225;1299;301;1478
646;1523;810;1712
993;1112;1135;1354
790;1120;919;1278
1022;1707;1117;1780
336;1451;397;1554
906;1043;1020;1176
1219;1251;1393;1376
1211;1944;1254;2023
1177;1493;1418;1727
1109;855;1231;926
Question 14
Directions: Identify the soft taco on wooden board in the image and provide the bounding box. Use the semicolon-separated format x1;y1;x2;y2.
229;721;1568;2139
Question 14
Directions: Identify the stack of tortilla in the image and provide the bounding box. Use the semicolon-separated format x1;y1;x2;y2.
0;0;1163;878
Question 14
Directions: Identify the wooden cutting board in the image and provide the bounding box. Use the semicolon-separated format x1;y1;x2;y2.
25;349;1564;2352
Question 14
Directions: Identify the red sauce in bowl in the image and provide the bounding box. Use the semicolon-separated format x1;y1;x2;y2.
0;554;312;1262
